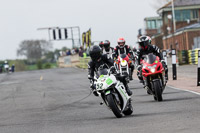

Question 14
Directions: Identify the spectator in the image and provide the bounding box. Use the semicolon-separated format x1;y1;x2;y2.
4;61;9;73
66;50;71;56
75;48;79;54
0;64;2;73
71;49;75;55
11;64;15;72
79;46;84;57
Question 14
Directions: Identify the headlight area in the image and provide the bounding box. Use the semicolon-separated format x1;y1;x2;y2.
150;68;156;73
121;60;127;66
147;64;157;73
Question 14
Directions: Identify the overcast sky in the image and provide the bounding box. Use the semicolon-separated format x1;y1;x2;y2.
0;0;162;60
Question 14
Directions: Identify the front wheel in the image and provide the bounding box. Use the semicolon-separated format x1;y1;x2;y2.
123;101;133;116
153;80;163;101
107;94;123;118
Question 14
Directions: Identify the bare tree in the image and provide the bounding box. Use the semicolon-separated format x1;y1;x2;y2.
150;0;170;9
17;40;53;61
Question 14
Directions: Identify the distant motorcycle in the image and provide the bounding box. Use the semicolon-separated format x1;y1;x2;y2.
114;54;132;81
141;53;167;101
94;68;133;118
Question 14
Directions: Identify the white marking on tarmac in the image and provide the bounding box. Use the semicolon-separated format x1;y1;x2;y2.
0;81;19;85
167;85;200;96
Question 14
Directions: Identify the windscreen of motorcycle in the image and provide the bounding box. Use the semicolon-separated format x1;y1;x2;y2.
120;54;127;59
145;53;156;64
98;68;108;75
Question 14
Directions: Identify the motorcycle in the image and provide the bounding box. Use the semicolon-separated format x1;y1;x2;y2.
94;68;133;118
141;53;167;102
114;54;132;81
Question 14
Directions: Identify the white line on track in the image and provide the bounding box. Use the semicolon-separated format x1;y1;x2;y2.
167;85;200;96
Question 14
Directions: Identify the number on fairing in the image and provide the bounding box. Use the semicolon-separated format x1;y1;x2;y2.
97;83;103;90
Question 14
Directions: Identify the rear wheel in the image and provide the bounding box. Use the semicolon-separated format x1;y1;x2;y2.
107;94;123;118
153;80;163;101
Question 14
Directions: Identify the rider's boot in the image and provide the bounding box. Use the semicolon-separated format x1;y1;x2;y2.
129;65;134;80
125;84;132;96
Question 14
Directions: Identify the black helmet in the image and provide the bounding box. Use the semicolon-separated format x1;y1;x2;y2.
99;41;104;48
102;40;110;50
138;36;151;50
89;45;102;61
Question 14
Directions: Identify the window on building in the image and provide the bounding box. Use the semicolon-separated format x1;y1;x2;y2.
147;21;151;29
147;20;157;29
175;10;181;21
191;9;199;19
182;10;191;21
175;9;199;21
151;20;156;29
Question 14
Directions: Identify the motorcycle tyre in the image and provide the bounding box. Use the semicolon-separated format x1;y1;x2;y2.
153;80;163;102
107;94;123;118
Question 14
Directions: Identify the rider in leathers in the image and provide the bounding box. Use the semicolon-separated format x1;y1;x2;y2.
102;40;114;59
113;37;134;80
136;36;168;83
88;45;132;96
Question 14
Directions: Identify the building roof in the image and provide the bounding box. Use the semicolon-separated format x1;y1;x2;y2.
157;0;200;13
163;22;200;39
176;22;200;32
144;16;161;21
169;0;200;7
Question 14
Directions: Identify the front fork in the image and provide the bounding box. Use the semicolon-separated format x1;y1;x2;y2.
143;75;164;94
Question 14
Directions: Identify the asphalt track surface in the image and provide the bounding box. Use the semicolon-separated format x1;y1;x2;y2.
0;68;200;133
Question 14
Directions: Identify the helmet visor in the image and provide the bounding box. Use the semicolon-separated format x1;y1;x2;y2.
104;43;110;49
139;41;149;47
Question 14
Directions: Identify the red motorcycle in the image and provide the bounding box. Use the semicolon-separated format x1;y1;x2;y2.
114;54;132;80
141;53;167;101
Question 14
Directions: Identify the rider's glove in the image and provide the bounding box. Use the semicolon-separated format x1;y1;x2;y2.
89;79;98;96
161;60;167;68
110;66;116;73
89;79;95;89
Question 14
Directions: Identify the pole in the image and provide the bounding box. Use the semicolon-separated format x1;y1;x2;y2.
163;50;168;80
172;49;177;80
47;28;51;41
78;27;81;47
172;0;176;32
197;50;200;86
71;27;74;48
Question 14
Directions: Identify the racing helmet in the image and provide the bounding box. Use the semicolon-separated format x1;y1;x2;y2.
89;45;102;61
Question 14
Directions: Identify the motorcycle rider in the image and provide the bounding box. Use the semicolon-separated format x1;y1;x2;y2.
88;45;132;96
113;37;134;80
101;40;114;59
99;41;104;49
136;35;168;83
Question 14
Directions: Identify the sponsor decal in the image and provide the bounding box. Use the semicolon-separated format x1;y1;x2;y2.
106;78;113;85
